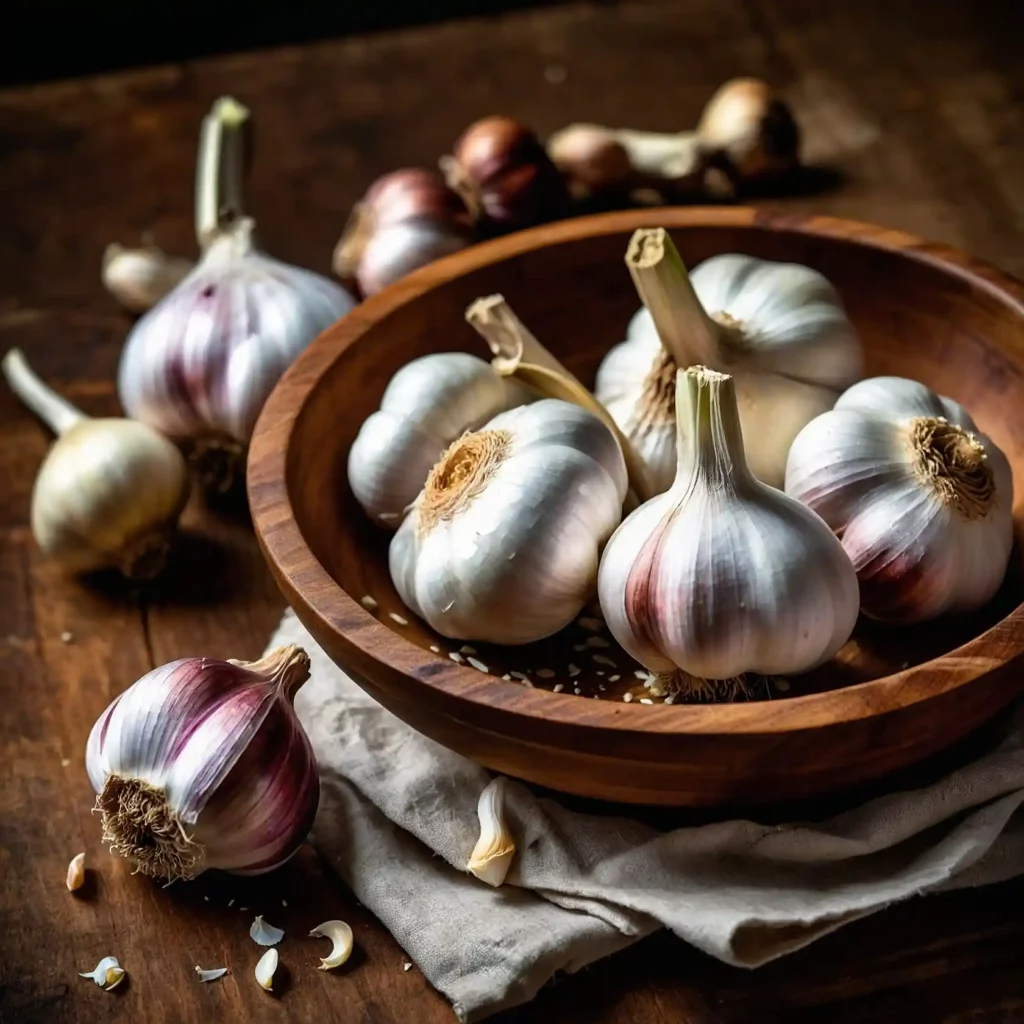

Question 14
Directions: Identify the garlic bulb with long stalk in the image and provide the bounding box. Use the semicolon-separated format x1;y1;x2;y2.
596;228;861;492
348;352;532;527
785;376;1014;623
118;96;355;492
390;399;628;644
2;348;190;579
599;367;859;698
102;241;193;313
86;646;319;879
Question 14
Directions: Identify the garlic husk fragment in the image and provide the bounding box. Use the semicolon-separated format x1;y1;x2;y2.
596;228;861;492
466;293;652;502
348;352;532;527
390;399;627;644
102;242;193;313
66;851;86;891
85;646;319;880
117;96;355;492
785;376;1014;622
195;966;229;983
79;956;126;991
2;348;190;579
254;948;278;991
467;777;515;887
309;920;354;970
599;367;859;694
250;915;285;946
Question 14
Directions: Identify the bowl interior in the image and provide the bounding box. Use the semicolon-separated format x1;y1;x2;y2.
282;217;1024;705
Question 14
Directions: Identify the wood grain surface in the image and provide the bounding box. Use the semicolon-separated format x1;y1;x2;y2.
3;0;1024;1021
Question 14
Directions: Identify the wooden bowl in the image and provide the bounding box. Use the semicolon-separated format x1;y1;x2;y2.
249;207;1024;807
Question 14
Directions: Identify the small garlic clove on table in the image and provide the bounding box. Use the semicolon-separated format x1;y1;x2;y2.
254;948;279;991
79;956;126;991
309;920;354;970
66;851;86;892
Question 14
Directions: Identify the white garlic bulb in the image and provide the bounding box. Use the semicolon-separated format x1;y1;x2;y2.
86;646;319;880
595;228;862;492
348;352;531;527
117;97;355;490
2;348;190;579
785;376;1014;623
390;399;628;644
599;367;859;696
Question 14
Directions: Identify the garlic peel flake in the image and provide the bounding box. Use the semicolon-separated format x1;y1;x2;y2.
309;920;354;970
250;915;285;946
467;777;516;887
254;948;278;991
195;965;228;982
79;956;126;990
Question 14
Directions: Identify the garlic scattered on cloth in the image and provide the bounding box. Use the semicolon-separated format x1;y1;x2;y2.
79;956;126;991
467;776;515;887
2;348;190;579
348;352;532;527
102;241;193;314
309;920;354;970
390;399;628;644
786;376;1014;623
86;646;319;880
333;168;474;297
117;96;355;492
599;367;859;698
597;227;861;492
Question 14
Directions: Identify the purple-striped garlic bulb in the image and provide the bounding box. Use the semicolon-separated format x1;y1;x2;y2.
117;96;355;492
86;646;319;880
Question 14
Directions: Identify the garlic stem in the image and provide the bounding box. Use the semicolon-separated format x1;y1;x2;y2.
625;228;723;367
1;348;86;436
677;366;750;491
466;294;653;501
195;96;251;248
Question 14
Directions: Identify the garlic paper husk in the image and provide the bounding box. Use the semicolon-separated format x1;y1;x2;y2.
390;399;628;644
598;367;859;693
785;376;1014;623
348;352;532;527
117;96;355;490
2;348;190;579
85;646;319;880
596;228;862;493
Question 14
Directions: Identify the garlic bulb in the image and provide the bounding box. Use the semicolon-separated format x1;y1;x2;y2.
596;227;861;492
118;96;355;491
390;399;628;644
102;241;193;313
599;367;859;696
785;377;1014;623
2;348;190;579
86;646;319;880
348;352;532;527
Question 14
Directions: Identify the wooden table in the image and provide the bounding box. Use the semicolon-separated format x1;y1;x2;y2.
3;1;1024;1021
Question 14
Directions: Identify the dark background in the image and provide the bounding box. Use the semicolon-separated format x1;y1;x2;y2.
0;0;571;86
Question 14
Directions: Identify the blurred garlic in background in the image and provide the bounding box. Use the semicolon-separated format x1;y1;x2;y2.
101;240;193;313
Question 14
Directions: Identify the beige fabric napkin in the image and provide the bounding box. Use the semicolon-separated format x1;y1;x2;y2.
272;611;1024;1022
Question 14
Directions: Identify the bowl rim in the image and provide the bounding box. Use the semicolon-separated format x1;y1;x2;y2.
249;205;1024;738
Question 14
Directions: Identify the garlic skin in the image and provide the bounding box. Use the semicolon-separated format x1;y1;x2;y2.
785;377;1014;623
390;399;628;644
2;348;190;579
467;776;515;887
118;96;355;491
348;352;532;527
596;228;861;492
85;646;319;880
102;242;193;313
79;957;126;991
599;367;859;692
309;920;354;970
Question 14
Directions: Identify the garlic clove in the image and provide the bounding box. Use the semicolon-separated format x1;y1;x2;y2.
309;920;354;970
102;242;193;313
66;851;86;892
254;947;278;991
249;915;285;946
79;956;126;990
195;965;229;982
467;777;516;887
